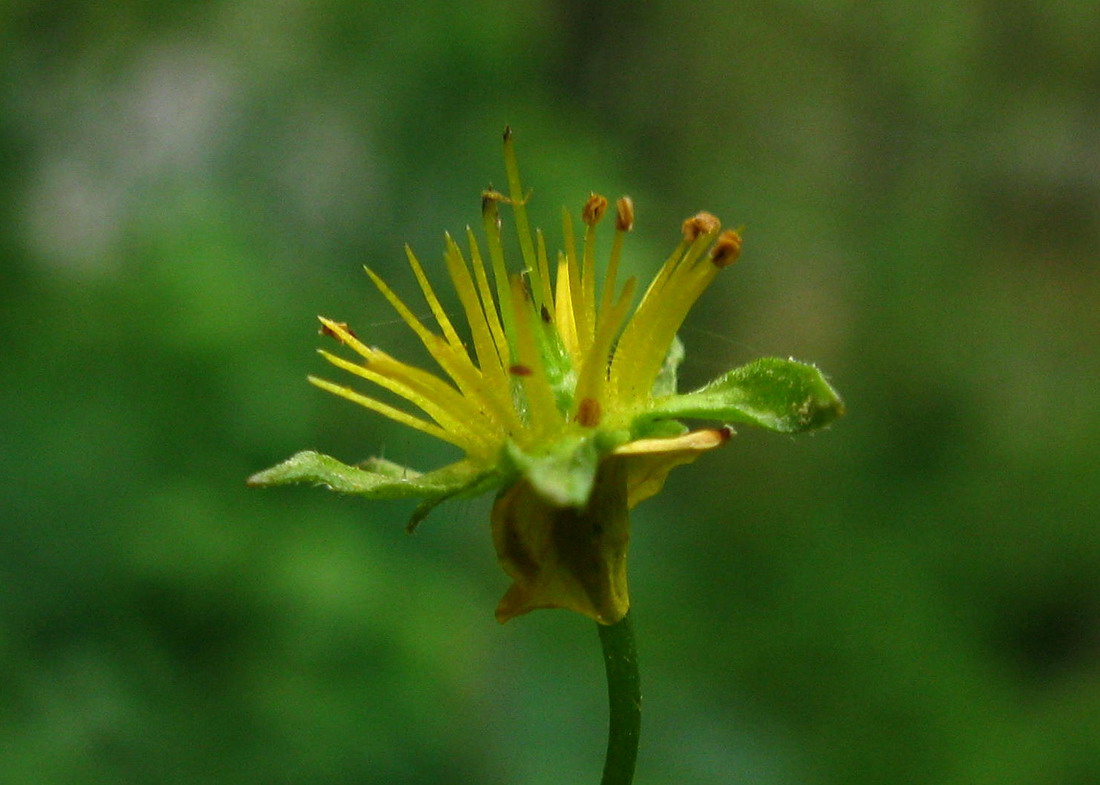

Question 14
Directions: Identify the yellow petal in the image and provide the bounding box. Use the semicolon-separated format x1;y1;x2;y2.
613;427;732;508
307;376;463;448
491;459;630;625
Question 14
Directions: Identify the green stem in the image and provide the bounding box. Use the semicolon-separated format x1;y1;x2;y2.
598;611;641;785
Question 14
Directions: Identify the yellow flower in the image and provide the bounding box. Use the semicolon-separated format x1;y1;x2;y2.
249;129;843;625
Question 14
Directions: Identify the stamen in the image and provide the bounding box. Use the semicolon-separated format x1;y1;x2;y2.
610;212;725;405
582;193;608;227
442;233;510;384
534;229;555;308
682;211;720;242
502;127;543;299
616;196;635;232
482;193;518;353
709;229;742;268
579;193;607;355
481;189;506;222
465;228;511;369
599;196;633;328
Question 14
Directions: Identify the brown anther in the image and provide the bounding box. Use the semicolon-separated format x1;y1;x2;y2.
509;364;533;377
615;196;635;232
320;321;357;342
709;229;742;268
582;193;608;227
503;125;512;141
540;304;553;323
575;397;602;428
681;211;720;242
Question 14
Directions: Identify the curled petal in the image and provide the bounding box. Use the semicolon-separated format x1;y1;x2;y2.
613;427;732;509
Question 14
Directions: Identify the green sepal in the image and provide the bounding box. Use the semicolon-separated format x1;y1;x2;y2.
505;435;600;508
639;357;844;434
631;418;690;440
535;307;577;414
247;451;499;529
650;335;684;398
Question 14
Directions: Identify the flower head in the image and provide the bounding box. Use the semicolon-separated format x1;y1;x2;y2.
249;129;843;624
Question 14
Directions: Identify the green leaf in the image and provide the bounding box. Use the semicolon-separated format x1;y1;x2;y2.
640;357;844;433
505;435;600;508
247;451;498;528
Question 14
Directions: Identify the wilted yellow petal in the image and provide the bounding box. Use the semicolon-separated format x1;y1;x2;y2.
613;427;732;508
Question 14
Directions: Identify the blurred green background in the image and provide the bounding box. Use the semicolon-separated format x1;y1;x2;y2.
3;2;1099;783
